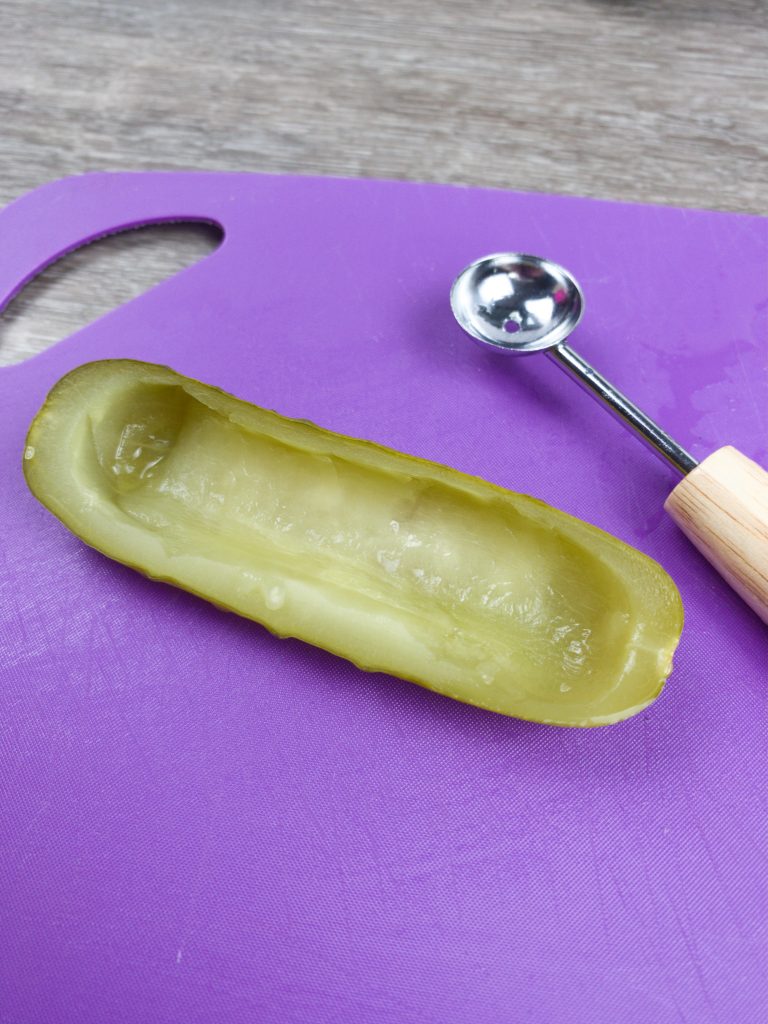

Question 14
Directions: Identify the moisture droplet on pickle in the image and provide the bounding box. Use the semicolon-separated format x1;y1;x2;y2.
266;585;286;610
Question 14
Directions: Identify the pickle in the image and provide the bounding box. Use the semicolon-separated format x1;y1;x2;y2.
23;360;683;726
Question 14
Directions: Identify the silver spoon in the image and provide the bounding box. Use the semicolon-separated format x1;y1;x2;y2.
450;252;696;476
450;252;768;623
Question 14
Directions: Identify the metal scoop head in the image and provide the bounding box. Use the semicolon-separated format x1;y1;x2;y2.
449;251;697;476
450;252;584;354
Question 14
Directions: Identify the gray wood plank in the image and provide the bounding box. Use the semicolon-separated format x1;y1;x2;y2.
1;0;766;364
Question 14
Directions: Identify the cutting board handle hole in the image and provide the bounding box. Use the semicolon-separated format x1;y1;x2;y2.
0;220;223;367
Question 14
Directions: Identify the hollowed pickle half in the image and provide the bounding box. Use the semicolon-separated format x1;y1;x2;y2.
23;360;683;726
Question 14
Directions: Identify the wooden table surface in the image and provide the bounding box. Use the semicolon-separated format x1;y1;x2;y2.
1;0;766;365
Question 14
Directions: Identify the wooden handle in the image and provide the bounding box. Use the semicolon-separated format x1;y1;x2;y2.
665;446;768;623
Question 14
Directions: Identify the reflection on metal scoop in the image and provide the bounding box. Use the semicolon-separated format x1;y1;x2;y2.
450;253;697;475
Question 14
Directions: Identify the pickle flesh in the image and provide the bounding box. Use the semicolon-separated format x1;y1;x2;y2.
23;360;683;726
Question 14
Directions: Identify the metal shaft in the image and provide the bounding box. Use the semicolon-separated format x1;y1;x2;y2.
548;344;698;476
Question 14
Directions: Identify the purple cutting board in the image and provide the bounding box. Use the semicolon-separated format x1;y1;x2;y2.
1;173;766;1024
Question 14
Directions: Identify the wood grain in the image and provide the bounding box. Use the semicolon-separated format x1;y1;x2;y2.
0;0;766;365
665;446;768;623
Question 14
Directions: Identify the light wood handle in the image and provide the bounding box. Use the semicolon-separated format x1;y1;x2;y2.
665;446;768;623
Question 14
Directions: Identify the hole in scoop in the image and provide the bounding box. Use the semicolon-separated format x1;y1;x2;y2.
503;319;521;334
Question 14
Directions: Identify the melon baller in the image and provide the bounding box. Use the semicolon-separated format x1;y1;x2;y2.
450;253;768;623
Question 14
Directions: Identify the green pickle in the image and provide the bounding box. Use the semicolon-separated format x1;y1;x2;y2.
23;360;683;726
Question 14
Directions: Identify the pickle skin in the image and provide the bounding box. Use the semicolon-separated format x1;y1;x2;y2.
23;359;684;727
